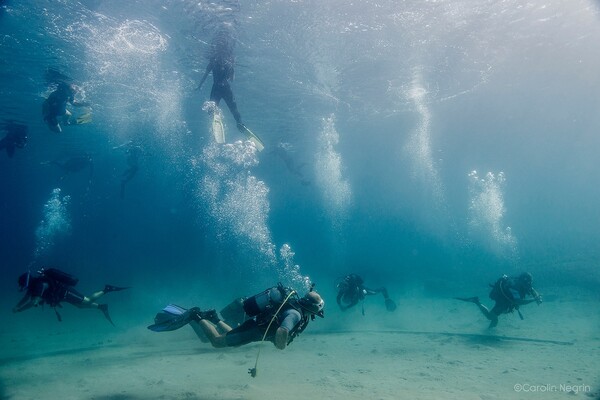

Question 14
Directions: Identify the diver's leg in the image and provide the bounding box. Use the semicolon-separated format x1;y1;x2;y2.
209;85;222;107
196;320;230;348
477;302;505;328
221;85;242;125
61;110;72;126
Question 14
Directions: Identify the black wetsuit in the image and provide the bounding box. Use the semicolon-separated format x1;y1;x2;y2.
0;125;27;157
489;276;538;316
27;275;85;308
42;83;75;127
208;56;242;125
224;288;310;347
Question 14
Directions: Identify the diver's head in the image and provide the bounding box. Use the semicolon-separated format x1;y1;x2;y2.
57;82;76;95
298;291;325;317
17;272;31;291
518;272;533;287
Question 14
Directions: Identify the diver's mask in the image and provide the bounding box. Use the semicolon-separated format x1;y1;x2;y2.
299;292;325;318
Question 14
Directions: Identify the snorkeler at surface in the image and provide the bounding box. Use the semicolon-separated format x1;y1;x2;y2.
196;24;248;134
13;267;129;325
456;272;542;328
42;77;91;133
148;284;324;350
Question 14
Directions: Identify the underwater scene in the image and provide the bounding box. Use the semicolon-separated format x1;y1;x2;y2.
0;0;599;399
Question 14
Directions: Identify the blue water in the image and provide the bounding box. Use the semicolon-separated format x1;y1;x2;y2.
1;0;599;397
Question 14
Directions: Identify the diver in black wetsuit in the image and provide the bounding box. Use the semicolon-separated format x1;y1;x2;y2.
42;81;90;133
196;26;247;133
148;284;324;351
456;272;542;328
0;121;28;158
336;274;397;314
13;267;129;325
271;142;311;186
113;141;145;199
45;153;94;180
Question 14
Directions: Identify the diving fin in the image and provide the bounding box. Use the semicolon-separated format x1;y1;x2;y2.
237;123;264;151
385;298;397;312
147;304;199;332
212;113;225;144
75;112;92;125
98;304;114;326
104;284;130;293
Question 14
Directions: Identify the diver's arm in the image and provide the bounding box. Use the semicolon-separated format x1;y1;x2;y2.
112;140;133;150
72;100;91;107
336;292;349;311
274;310;301;350
530;288;542;304
13;293;35;313
274;327;289;350
196;60;213;90
364;286;390;299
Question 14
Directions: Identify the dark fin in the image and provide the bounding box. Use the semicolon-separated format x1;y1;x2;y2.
385;298;397;312
104;285;130;293
454;296;480;304
147;307;199;332
99;304;114;326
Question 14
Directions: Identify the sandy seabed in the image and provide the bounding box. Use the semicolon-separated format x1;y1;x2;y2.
1;288;598;400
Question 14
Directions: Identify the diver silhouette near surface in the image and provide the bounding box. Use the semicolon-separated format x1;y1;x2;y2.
197;25;248;134
42;69;91;133
0;121;28;158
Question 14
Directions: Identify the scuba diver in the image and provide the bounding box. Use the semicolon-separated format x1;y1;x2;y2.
270;142;310;186
148;284;324;351
455;272;542;328
0;121;28;158
42;75;91;133
336;274;397;314
113;141;145;199
43;153;94;181
197;24;248;134
13;267;129;325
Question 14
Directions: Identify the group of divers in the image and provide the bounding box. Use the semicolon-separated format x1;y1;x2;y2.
7;22;545;374
1;69;144;198
13;267;543;365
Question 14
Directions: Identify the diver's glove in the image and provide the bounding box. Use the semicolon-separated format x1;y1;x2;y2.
535;295;543;305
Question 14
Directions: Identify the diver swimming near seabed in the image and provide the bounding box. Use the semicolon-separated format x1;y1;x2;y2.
336;273;396;314
148;283;324;350
0;121;28;158
455;272;542;328
13;267;130;325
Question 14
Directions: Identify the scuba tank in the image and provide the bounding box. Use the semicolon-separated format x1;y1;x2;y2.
243;285;290;317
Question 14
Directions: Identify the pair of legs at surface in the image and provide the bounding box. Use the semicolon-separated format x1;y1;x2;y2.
210;84;246;132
